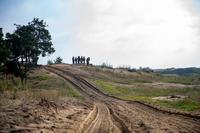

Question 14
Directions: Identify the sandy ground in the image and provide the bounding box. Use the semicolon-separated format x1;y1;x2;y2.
0;64;200;133
0;98;92;133
44;65;200;133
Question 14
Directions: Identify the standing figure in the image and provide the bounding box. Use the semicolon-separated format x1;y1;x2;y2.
80;56;83;64
72;56;75;64
78;56;80;64
83;56;85;64
75;57;77;64
86;57;90;66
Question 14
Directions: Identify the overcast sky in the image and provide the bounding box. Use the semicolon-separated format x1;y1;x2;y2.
1;0;200;68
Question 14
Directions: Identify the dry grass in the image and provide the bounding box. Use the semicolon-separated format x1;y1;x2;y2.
0;68;83;105
80;65;200;85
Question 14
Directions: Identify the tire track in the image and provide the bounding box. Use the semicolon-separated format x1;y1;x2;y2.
84;103;121;133
125;101;200;132
45;65;200;133
45;66;126;133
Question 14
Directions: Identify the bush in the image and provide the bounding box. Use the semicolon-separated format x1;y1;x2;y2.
139;67;153;73
100;62;113;69
117;65;137;72
47;60;53;65
54;57;63;64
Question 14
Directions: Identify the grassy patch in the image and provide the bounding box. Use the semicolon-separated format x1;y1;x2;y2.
0;69;83;101
29;75;49;81
90;79;200;112
61;81;83;99
153;100;200;111
81;66;200;85
81;66;156;84
160;75;200;85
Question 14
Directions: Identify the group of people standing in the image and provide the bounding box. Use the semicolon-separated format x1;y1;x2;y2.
72;56;90;65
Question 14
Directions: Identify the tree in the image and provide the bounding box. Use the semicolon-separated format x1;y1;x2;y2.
28;18;55;64
0;28;10;73
54;57;63;64
1;18;55;82
6;18;55;66
47;60;53;65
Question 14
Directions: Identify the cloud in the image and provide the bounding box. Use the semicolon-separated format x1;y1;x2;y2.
1;0;199;68
74;0;200;68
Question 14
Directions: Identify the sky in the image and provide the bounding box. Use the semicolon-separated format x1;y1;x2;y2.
0;0;200;68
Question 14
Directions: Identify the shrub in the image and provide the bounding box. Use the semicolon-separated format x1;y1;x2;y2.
100;62;113;69
54;57;63;64
47;60;53;65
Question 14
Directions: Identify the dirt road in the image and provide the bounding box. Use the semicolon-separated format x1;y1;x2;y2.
45;65;200;133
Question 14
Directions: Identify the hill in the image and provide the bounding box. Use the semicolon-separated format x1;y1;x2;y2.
0;64;200;132
154;67;200;76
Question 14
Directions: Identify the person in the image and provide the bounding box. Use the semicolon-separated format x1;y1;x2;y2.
75;57;77;64
78;56;80;64
83;56;85;64
80;56;83;64
72;56;75;64
86;57;90;65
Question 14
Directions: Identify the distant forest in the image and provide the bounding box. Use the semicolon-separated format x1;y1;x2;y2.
154;67;200;76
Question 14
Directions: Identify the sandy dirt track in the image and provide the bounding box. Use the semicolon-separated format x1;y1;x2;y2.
0;98;92;133
45;64;200;133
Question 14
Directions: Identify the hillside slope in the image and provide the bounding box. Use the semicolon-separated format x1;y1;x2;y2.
0;64;200;132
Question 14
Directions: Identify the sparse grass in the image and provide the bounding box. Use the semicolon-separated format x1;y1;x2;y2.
90;79;200;112
80;66;200;111
1;65;200;112
60;81;83;99
81;66;200;85
160;75;200;85
153;100;200;112
0;69;83;101
0;75;27;99
29;75;49;81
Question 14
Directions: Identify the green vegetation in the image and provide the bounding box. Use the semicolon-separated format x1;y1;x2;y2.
80;66;200;111
89;79;200;111
47;57;63;65
99;62;113;69
153;100;200;112
81;66;156;84
54;57;63;64
47;60;54;65
81;66;200;85
155;67;200;76
160;75;200;85
0;69;82;101
0;18;55;83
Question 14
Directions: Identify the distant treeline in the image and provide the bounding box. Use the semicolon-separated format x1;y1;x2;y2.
95;63;200;75
47;57;63;65
95;63;153;73
154;67;200;76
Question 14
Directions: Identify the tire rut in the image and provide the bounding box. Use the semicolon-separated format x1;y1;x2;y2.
45;66;124;133
84;103;121;133
45;65;200;133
